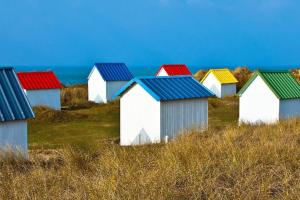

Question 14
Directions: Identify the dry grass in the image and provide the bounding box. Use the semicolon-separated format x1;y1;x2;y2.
61;84;95;109
194;69;207;81
232;66;252;91
33;106;88;122
7;73;298;199
1;120;300;199
291;68;300;83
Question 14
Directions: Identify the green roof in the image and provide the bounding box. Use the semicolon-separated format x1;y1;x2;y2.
238;71;300;99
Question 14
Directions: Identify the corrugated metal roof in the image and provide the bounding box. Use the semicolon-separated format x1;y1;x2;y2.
156;64;192;76
17;71;63;90
238;71;300;99
0;67;34;122
93;63;133;81
201;69;238;84
116;76;215;101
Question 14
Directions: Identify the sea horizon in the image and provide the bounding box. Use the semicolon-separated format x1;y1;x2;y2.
13;65;299;86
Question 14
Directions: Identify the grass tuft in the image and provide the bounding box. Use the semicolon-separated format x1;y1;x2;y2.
61;84;96;109
33;106;88;122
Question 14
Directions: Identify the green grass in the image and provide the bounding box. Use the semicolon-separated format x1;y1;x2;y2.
28;101;120;149
208;97;239;129
28;96;239;149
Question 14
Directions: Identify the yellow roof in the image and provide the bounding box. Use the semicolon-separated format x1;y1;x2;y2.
201;69;238;84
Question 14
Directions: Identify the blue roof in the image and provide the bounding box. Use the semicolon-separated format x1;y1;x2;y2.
93;63;133;81
116;76;215;101
0;67;34;122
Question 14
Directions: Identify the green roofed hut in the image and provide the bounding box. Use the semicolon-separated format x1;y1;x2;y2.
237;70;300;124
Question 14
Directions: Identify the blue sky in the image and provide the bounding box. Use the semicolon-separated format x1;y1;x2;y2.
0;0;299;68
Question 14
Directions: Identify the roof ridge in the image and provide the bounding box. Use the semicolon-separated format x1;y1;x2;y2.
95;62;125;65
162;64;187;66
17;71;54;74
138;75;192;80
258;70;290;73
0;67;14;70
210;68;230;71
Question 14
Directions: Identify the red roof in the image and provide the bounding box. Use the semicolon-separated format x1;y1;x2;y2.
156;64;192;76
17;71;63;90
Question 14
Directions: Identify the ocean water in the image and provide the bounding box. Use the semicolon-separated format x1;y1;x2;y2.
14;65;202;85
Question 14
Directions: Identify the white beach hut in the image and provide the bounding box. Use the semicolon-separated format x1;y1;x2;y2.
115;76;215;146
88;63;133;104
17;71;63;110
201;69;238;98
0;67;35;154
238;71;300;124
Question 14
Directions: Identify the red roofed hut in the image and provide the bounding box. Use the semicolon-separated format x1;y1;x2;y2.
155;64;192;76
17;71;63;110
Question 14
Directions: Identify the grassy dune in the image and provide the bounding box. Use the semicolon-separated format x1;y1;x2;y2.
1;83;300;199
1;119;300;199
28;89;238;149
28;102;120;149
29;85;120;149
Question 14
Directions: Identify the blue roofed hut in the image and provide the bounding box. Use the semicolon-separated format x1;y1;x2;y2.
116;76;215;146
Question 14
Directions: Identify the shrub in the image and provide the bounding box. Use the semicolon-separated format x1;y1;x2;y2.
291;68;300;83
233;66;252;91
194;69;207;81
61;84;95;109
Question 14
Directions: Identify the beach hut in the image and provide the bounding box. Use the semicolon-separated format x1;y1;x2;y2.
115;76;215;146
201;69;238;98
88;63;133;103
238;71;300;124
156;64;192;76
0;67;34;153
17;71;63;110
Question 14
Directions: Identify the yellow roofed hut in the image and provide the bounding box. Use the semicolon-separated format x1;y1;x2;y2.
201;69;238;98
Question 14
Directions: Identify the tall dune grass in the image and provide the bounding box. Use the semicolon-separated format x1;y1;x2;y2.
194;69;207;81
61;84;95;109
291;68;300;83
232;67;252;91
1;120;300;199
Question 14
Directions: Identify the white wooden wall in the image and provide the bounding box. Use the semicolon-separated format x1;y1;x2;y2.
160;99;208;141
106;81;129;102
221;84;236;98
25;89;61;110
239;76;280;124
0;120;27;154
202;73;222;98
88;67;106;103
279;99;300;119
120;84;161;146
